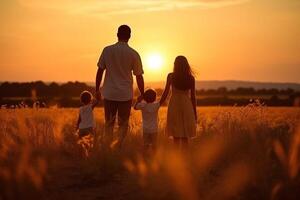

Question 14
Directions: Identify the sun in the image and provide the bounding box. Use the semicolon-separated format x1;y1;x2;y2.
146;53;163;71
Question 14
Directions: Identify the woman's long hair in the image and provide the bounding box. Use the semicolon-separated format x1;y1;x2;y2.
172;56;194;90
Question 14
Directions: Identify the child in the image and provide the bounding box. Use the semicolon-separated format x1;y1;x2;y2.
76;91;99;138
134;89;165;152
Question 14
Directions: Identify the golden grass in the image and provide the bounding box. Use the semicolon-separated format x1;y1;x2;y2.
1;104;300;200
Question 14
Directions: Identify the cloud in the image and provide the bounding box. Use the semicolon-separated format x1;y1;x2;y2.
18;0;251;17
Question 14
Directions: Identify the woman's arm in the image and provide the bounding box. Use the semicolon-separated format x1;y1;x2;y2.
159;73;172;105
190;77;197;121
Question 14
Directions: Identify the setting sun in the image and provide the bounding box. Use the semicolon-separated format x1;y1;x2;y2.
146;53;163;71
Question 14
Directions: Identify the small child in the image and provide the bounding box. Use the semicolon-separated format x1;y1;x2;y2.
134;89;164;152
76;90;99;138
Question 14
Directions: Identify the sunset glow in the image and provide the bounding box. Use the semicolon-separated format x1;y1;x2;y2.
146;53;164;71
0;0;299;82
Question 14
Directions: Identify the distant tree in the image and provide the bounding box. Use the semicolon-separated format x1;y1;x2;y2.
257;88;267;95
206;89;217;95
60;81;89;97
270;95;279;101
217;87;227;95
196;89;205;95
0;82;31;97
33;81;48;97
279;88;294;95
268;88;279;95
235;87;255;95
48;82;61;97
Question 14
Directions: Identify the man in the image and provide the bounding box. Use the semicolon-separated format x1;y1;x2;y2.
96;25;144;148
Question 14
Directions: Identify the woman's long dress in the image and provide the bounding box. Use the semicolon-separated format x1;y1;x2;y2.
166;87;196;138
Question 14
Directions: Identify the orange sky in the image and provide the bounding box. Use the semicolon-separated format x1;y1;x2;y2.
0;0;299;83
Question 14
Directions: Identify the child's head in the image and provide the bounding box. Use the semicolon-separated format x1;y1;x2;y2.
80;91;92;105
143;89;156;103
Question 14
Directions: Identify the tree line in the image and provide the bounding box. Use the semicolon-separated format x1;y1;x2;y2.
1;81;299;97
0;81;94;97
0;81;299;107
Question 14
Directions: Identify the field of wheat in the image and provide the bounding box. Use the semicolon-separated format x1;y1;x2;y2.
1;103;300;200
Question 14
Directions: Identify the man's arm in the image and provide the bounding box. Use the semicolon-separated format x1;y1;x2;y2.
95;67;105;96
91;91;102;109
132;51;144;96
96;47;106;96
136;75;144;96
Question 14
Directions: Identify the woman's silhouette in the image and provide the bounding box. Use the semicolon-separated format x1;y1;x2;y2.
160;56;197;147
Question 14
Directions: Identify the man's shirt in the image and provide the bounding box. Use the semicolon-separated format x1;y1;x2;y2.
97;42;143;101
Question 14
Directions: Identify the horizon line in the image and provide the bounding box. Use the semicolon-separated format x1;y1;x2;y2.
1;80;300;85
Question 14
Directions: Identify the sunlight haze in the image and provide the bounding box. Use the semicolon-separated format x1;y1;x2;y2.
0;0;299;83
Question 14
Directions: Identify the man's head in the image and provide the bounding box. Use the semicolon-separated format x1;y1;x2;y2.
117;25;131;42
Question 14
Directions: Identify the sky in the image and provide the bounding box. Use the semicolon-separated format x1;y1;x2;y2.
0;0;300;83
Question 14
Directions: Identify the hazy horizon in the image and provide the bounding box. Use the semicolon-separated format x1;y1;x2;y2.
2;79;300;91
1;79;300;84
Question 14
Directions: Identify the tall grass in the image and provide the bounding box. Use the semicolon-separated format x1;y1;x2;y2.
0;104;300;199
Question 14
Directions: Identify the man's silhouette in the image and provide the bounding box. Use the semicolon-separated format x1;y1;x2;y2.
96;25;144;148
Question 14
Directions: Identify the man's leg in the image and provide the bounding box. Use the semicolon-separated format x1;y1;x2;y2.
117;100;132;147
103;99;118;146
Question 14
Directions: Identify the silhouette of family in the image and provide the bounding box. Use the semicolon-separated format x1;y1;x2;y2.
76;25;197;151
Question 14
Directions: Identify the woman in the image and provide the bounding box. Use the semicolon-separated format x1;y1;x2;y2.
160;56;197;147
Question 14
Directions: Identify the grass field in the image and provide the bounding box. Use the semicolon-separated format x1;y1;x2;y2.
1;103;300;200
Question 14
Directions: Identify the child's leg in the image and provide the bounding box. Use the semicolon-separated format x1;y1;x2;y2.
151;132;158;151
144;132;158;155
143;132;150;151
78;128;94;157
